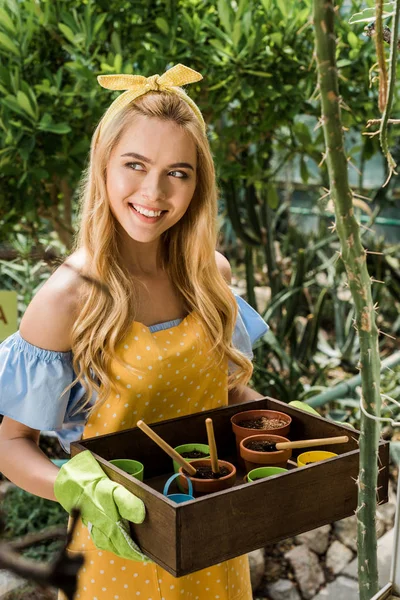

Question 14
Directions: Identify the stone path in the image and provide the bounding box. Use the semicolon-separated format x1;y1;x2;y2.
0;571;25;598
311;527;394;600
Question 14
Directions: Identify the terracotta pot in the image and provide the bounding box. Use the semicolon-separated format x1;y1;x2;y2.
178;459;236;496
231;409;292;466
239;434;292;472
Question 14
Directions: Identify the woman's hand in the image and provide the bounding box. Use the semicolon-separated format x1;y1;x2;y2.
54;450;150;562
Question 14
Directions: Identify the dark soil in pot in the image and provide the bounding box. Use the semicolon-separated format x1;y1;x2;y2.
194;465;230;479
246;440;281;452
238;417;288;430
181;450;209;459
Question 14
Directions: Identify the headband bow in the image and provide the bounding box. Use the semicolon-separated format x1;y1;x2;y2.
96;63;205;138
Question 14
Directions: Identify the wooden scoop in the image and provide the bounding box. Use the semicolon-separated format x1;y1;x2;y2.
136;420;197;476
265;435;349;451
205;418;220;475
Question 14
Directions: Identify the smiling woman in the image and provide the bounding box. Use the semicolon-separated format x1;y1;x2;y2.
105;116;197;248
0;64;268;600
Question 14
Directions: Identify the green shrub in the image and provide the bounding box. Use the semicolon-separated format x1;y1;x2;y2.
1;486;67;562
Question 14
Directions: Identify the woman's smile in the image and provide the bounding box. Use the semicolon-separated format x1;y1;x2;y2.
128;202;168;224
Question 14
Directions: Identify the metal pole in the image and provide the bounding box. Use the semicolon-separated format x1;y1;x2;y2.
307;351;400;408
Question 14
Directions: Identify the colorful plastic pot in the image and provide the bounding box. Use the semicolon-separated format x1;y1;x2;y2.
247;466;288;482
240;434;292;473
231;409;292;467
109;458;144;481
173;443;210;492
172;443;210;474
178;459;236;497
288;401;320;416
163;473;195;503
297;451;338;467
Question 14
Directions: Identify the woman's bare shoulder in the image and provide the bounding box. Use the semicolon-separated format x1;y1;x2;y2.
215;250;232;284
19;249;88;352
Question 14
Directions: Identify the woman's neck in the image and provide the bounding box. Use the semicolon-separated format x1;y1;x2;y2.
117;229;165;277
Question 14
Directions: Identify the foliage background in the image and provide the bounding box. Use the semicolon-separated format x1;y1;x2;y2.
0;0;399;420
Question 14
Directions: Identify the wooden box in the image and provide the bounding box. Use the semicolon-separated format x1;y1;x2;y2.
71;396;390;577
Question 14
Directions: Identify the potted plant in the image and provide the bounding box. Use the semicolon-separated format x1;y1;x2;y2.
178;458;236;496
231;410;292;466
239;434;292;472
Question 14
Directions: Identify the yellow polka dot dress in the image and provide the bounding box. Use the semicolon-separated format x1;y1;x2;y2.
60;313;253;600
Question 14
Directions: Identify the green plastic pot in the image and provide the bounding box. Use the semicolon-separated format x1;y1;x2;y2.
247;466;288;482
173;443;210;474
109;458;144;481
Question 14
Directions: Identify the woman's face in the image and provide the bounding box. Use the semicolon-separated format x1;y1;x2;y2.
106;115;198;245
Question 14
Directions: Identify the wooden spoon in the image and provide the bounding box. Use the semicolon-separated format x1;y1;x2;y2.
136;420;197;476
261;435;349;451
205;418;220;475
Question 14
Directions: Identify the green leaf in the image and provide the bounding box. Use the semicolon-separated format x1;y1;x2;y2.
348;4;395;25
0;31;19;56
111;31;121;54
294;121;311;146
58;23;75;44
236;0;248;20
242;11;252;38
0;8;16;35
347;31;359;49
217;0;232;35
241;81;254;99
300;156;309;183
17;171;28;188
336;58;353;68
1;95;26;117
267;183;279;210
114;53;122;73
38;121;71;134
16;91;36;119
242;69;272;78
70;138;89;156
260;0;271;12
270;32;283;46
208;38;233;57
3;0;19;17
93;13;107;36
18;136;35;161
207;75;235;91
155;17;169;35
232;19;242;48
276;0;289;18
32;167;49;181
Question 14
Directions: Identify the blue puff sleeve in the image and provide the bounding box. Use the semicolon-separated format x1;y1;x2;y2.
232;293;269;359
0;332;93;451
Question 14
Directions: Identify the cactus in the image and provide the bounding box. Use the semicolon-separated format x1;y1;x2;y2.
313;1;386;597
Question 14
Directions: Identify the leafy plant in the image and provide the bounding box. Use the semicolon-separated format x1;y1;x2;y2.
1;486;67;562
0;231;56;318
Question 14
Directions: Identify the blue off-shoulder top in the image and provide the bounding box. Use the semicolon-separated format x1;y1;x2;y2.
0;294;268;452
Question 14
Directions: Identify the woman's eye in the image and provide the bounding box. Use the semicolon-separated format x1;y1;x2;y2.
126;163;188;179
127;162;144;171
170;170;188;179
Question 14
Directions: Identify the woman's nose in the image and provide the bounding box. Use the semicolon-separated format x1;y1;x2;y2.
140;172;167;202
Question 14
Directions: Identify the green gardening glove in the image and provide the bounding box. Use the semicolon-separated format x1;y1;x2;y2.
54;450;150;563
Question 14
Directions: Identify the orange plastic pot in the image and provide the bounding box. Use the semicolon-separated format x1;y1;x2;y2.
231;409;292;466
178;459;236;496
239;434;292;472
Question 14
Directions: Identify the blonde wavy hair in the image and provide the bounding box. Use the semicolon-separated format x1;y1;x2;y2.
68;90;253;413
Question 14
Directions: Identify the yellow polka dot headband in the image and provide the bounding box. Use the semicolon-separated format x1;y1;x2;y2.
96;63;206;139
